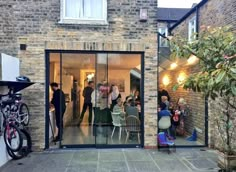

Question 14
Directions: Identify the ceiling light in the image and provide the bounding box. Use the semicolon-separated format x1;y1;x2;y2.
177;72;186;84
162;75;170;86
170;63;178;70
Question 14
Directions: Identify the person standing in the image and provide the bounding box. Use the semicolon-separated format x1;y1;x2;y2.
50;82;66;142
78;81;94;126
109;85;121;111
91;83;102;136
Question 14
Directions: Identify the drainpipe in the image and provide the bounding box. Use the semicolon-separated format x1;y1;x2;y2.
195;5;209;147
196;6;200;37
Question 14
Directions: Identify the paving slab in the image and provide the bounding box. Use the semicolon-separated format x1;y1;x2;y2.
0;148;220;172
98;161;128;172
128;161;160;172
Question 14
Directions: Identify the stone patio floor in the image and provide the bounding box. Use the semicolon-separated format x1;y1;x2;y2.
0;148;221;172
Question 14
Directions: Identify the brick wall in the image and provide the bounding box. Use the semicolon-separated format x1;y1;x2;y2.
0;0;158;150
171;0;236;150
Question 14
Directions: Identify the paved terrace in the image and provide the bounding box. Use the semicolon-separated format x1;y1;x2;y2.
0;148;220;172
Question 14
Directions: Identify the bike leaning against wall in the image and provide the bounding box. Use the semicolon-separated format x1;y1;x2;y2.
0;77;33;160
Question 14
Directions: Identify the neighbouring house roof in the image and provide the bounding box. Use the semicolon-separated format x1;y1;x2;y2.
157;8;191;22
170;0;209;31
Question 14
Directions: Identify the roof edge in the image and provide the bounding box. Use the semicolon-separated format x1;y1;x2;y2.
169;0;208;32
157;7;191;10
157;19;179;22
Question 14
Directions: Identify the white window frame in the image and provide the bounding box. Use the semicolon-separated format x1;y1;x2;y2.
59;0;108;25
188;16;197;42
158;27;169;47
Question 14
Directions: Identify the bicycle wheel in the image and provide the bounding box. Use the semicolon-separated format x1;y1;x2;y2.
19;103;30;126
4;123;23;152
7;129;32;160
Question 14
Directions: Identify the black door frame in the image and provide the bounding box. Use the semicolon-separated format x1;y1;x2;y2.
45;50;145;149
157;33;208;147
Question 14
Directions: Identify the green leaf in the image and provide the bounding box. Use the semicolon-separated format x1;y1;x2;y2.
230;68;236;74
172;84;179;91
230;73;236;80
231;84;236;96
215;70;226;83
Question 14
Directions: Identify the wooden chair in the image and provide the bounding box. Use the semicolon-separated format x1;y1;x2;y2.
125;115;141;144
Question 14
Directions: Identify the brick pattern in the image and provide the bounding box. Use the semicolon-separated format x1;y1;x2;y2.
171;0;236;150
0;0;158;150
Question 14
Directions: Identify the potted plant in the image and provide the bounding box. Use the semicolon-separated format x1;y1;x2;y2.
169;26;236;171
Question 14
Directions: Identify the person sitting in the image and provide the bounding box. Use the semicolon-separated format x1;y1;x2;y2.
126;101;139;118
158;110;172;138
123;96;132;111
160;96;169;110
113;98;126;124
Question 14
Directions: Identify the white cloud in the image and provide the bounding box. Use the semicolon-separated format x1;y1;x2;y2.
158;0;202;8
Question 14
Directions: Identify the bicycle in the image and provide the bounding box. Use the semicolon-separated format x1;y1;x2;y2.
6;128;32;160
4;91;30;126
0;89;30;152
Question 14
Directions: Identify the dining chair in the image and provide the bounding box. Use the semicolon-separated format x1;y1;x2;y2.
125;115;141;144
111;112;125;140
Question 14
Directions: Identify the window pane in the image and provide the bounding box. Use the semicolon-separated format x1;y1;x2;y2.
159;27;168;47
65;0;82;18
84;0;103;19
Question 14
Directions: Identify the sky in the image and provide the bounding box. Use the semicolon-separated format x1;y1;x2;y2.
158;0;202;8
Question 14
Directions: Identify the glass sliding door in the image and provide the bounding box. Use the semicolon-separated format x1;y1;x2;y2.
107;53;142;146
61;53;96;146
94;53;110;147
94;53;142;147
47;51;143;148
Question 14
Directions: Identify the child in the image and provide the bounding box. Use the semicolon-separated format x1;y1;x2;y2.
175;98;188;136
113;98;126;125
160;96;169;110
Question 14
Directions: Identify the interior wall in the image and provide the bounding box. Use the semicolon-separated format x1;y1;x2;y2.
159;65;205;143
108;69;131;99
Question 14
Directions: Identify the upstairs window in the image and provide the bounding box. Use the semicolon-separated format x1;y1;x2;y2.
158;27;168;47
188;16;197;41
60;0;107;24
